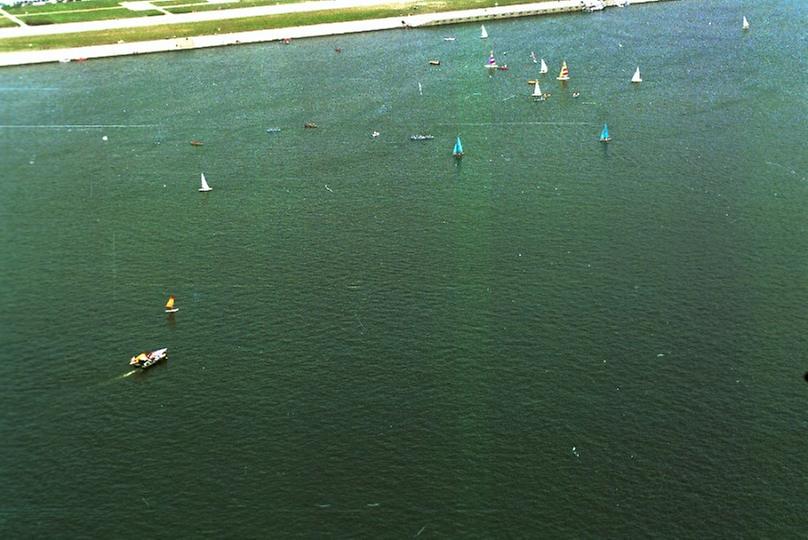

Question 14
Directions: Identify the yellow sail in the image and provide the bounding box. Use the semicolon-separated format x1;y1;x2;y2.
165;295;175;310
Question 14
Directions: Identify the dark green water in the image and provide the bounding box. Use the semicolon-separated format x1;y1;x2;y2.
2;0;807;536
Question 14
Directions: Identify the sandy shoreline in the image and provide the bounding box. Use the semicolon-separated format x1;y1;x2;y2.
0;0;668;68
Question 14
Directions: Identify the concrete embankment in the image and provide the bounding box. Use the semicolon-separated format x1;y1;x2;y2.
0;0;671;68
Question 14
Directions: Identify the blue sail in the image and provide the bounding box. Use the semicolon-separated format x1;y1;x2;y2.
453;136;463;156
599;123;610;141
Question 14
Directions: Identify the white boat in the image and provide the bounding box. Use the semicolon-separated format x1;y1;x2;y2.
530;51;538;64
631;66;642;83
531;80;544;101
130;348;167;369
443;37;456;41
164;295;179;314
540;58;548;74
480;25;488;39
199;173;212;192
742;16;750;30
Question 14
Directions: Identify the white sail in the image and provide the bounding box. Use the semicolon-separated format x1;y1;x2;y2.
480;25;488;39
540;58;548;74
532;81;543;97
631;66;642;83
199;173;212;192
742;16;750;30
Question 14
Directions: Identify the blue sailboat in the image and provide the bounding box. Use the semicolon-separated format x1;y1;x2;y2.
599;123;611;142
452;136;463;158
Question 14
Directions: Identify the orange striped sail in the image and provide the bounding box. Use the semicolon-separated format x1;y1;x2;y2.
556;61;570;81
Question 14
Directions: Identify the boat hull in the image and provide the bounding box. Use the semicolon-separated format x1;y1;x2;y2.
130;348;168;369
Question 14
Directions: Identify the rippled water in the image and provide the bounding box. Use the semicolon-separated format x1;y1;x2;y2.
1;0;807;536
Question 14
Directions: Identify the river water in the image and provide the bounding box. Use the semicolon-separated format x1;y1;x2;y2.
1;0;807;536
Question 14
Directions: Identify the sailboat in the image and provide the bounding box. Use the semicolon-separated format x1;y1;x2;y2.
165;295;179;314
480;25;488;39
556;60;570;81
631;66;642;83
199;173;212;192
532;81;544;101
599;123;611;142
452;136;463;158
530;51;538;64
485;50;498;69
540;58;548;74
742;16;750;30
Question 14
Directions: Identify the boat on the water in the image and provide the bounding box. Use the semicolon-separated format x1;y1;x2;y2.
532;80;545;101
165;294;178;314
485;51;498;69
130;348;167;369
190;140;204;146
530;51;538;64
452;136;463;158
266;128;281;133
199;173;212;192
410;135;435;141
599;123;611;142
480;25;488;39
429;60;441;66
742;16;750;30
304;122;318;128
631;66;642;83
540;58;549;74
443;37;456;41
557;60;570;81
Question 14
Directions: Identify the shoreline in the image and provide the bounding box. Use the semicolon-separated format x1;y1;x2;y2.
0;0;670;68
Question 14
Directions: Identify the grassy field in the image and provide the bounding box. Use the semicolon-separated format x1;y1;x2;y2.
20;9;164;25
0;0;557;52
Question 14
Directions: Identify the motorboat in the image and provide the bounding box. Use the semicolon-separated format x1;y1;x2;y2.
410;135;434;141
130;348;167;369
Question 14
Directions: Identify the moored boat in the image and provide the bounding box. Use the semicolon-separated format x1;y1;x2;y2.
130;348;167;369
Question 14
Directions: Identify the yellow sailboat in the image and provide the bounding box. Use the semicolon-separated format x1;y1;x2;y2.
165;294;179;313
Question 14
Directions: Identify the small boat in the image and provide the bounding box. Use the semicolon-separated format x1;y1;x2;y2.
443;37;456;41
557;60;570;81
190;140;204;146
485;51;498;69
631;66;642;83
199;173;212;192
410;134;434;141
599;123;611;142
530;51;538;64
130;348;167;369
452;136;463;158
480;25;488;39
742;16;750;30
532;80;544;101
540;58;548;74
429;60;441;66
497;65;509;71
304;122;318;128
165;294;178;314
266;128;281;133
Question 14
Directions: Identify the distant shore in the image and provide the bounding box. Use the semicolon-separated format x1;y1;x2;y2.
0;0;670;67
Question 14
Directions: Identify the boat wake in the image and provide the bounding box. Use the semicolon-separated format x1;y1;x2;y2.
113;369;138;381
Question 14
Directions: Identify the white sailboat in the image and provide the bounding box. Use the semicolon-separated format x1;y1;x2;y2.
631;66;642;83
199;173;212;192
540;58;548;74
532;81;544;101
742;16;750;30
480;25;488;39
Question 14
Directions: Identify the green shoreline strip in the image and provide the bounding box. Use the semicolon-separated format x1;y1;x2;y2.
0;0;554;53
